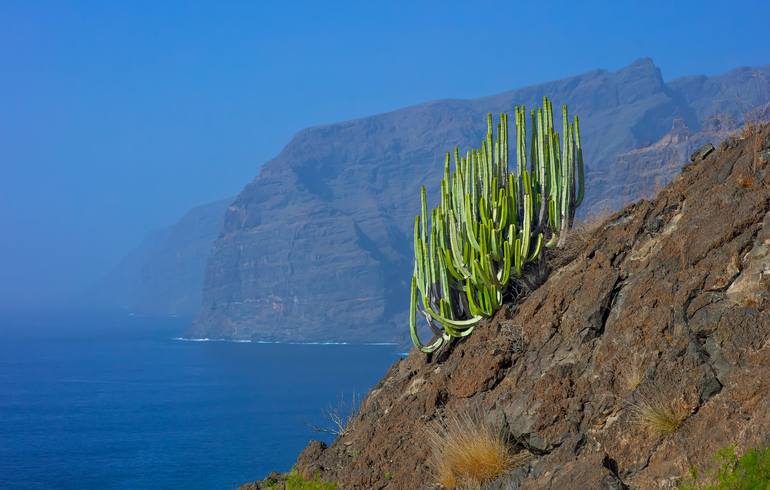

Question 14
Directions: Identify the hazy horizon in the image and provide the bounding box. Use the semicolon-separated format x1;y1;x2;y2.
2;0;770;309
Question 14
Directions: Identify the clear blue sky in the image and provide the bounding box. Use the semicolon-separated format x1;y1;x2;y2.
1;0;769;308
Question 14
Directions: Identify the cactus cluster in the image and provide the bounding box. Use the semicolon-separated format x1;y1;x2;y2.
409;97;585;353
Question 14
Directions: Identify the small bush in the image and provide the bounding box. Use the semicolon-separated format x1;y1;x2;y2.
679;445;770;489
263;470;336;490
630;396;689;435
428;412;525;489
548;212;606;268
311;392;359;438
739;118;766;170
737;174;754;188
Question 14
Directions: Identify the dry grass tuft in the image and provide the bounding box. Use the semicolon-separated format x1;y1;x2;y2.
311;393;359;438
620;358;645;391
739;117;767;170
740;120;759;140
428;412;525;489
549;209;612;268
737;174;754;188
741;296;760;309
630;396;690;436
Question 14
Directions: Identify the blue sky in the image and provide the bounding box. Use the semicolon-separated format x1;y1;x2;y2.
1;0;769;307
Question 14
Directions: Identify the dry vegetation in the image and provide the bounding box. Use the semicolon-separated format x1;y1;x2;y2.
620;357;645;391
740;296;760;309
739;116;768;171
428;412;526;489
549;208;612;268
629;395;690;436
736;174;754;188
311;393;359;438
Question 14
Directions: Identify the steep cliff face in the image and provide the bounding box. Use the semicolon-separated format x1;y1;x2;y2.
250;124;770;489
593;113;749;211
193;59;770;342
97;198;231;317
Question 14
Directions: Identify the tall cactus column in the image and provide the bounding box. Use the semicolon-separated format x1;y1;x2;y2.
409;97;585;353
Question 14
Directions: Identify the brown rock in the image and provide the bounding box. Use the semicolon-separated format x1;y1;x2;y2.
295;441;328;479
249;126;770;489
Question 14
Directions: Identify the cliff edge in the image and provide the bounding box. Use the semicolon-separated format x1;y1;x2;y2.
247;124;770;489
193;61;770;343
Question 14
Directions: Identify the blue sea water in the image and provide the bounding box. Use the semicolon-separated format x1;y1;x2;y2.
0;311;401;489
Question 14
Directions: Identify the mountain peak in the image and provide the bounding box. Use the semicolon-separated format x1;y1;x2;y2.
616;56;664;85
629;56;656;68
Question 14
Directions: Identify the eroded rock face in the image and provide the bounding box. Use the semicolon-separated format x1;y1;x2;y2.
193;60;770;342
251;126;770;488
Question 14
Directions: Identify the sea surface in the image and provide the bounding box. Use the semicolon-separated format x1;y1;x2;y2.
0;311;401;489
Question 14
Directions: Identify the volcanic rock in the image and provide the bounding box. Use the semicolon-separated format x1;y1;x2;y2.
247;125;770;488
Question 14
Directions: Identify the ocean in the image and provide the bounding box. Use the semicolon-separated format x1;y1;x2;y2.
0;311;401;489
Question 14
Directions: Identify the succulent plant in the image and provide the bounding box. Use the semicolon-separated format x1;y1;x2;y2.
409;97;585;352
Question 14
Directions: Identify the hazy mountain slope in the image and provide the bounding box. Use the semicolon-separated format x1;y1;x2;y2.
192;59;770;342
97;198;231;317
668;64;770;122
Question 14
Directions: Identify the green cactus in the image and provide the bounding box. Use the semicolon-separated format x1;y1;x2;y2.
409;97;585;353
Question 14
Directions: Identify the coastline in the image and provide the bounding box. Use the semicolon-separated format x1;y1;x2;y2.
172;337;399;346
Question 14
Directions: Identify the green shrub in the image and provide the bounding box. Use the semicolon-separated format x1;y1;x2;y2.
409;97;585;352
680;445;770;489
263;470;336;490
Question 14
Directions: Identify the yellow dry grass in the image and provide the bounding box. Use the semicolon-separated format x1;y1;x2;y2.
737;174;754;188
738;117;767;170
428;412;525;489
630;396;690;436
740;118;760;140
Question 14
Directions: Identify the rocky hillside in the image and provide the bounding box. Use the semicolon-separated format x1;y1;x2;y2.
192;59;770;343
248;125;770;488
96;198;231;317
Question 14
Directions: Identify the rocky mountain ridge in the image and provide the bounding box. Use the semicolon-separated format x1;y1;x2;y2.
246;123;770;489
192;59;770;342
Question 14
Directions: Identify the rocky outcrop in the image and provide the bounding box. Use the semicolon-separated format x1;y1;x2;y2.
249;125;770;488
96;198;231;317
193;59;770;342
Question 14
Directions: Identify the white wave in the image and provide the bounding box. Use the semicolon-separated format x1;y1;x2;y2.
172;337;397;346
287;341;349;345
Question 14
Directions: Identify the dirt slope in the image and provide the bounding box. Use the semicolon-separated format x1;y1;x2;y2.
248;125;770;489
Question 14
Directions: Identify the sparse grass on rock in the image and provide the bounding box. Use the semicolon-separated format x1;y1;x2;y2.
630;396;690;436
620;356;645;392
428;412;526;489
548;208;611;268
311;393;359;438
